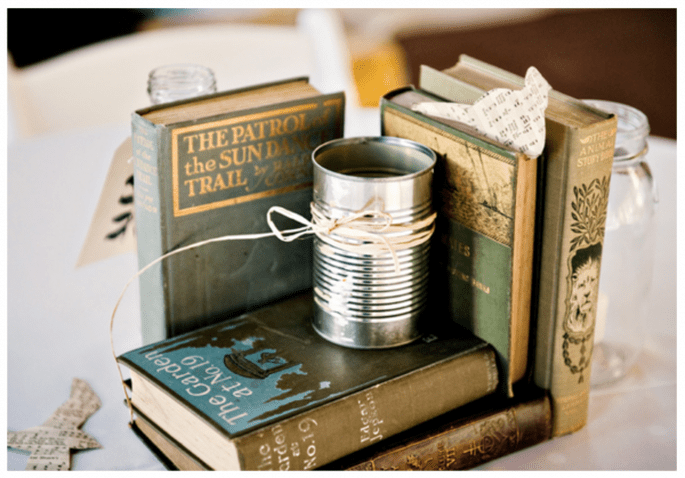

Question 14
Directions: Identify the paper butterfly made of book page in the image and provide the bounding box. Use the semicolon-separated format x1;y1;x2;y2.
412;66;552;158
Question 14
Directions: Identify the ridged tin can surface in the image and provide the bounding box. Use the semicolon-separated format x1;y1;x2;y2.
311;136;436;348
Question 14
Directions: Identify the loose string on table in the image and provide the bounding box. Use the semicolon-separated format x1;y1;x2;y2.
109;203;436;424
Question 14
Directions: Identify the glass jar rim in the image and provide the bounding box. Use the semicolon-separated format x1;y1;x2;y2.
583;100;650;161
147;64;217;105
148;64;215;78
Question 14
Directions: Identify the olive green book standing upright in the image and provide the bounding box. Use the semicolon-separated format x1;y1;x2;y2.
421;55;617;436
131;78;344;344
381;86;538;399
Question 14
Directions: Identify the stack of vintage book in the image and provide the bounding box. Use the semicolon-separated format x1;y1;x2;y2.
117;55;617;470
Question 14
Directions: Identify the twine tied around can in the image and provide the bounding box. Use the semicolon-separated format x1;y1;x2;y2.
269;204;436;274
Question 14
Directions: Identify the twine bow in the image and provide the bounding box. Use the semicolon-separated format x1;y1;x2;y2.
267;204;436;274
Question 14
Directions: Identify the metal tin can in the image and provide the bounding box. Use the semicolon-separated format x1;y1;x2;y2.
311;136;437;348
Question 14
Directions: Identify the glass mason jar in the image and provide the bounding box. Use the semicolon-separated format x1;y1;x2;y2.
583;100;658;387
147;64;217;105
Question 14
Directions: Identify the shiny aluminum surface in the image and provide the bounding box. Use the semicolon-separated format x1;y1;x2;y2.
311;136;436;348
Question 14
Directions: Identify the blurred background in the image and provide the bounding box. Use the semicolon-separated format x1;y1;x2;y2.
7;8;676;139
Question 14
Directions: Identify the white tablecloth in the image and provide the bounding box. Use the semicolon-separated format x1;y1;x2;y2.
6;112;676;470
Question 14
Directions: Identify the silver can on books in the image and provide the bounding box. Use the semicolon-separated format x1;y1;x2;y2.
311;136;437;349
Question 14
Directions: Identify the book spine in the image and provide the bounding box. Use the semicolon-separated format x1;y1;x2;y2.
533;119;616;436
509;150;537;387
233;346;499;470
341;395;552;470
131;116;168;344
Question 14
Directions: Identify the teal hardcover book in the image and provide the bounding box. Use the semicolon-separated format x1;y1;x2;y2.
131;77;345;344
118;293;499;470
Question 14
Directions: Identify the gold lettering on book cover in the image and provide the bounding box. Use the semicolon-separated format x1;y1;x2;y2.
358;391;384;445
437;441;456;469
442;262;493;295
255;417;318;471
562;175;610;383
576;127;617;168
404;454;424;470
440;233;493;295
555;393;589;422
171;99;343;217
461;409;519;461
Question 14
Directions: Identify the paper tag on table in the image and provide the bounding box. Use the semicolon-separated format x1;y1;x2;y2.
412;66;552;158
76;137;136;267
7;378;102;470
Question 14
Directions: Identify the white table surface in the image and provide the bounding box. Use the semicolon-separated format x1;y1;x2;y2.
6;108;676;470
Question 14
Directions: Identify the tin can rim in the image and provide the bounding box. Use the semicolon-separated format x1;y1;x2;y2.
312;136;436;183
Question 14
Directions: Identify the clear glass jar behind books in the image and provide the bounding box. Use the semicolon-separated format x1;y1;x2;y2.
583;100;658;387
147;64;217;105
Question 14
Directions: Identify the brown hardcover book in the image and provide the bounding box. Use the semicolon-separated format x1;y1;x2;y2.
324;389;552;470
131;388;551;472
117;293;499;470
421;55;617;435
380;86;538;398
131;77;344;344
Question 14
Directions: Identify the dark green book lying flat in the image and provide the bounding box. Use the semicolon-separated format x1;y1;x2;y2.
118;293;499;470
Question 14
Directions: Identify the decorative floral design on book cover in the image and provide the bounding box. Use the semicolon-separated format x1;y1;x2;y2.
562;176;610;383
